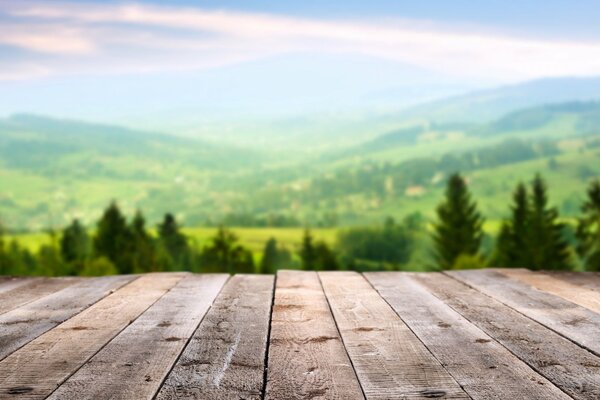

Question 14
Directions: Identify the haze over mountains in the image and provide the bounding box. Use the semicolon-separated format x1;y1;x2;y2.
1;76;600;230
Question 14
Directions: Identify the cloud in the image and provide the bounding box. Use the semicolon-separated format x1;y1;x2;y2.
2;1;600;82
0;23;94;55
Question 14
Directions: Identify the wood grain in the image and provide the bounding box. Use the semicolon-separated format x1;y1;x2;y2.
48;274;228;400
414;272;600;400
157;274;273;400
498;269;600;313
0;274;134;362
321;271;468;400
545;271;600;292
0;277;36;294
0;273;182;399
265;270;364;400
367;272;570;400
447;269;600;356
0;277;80;315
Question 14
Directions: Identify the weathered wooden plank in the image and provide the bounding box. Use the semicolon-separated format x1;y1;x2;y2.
545;271;600;292
157;274;273;400
0;273;183;399
0;277;36;294
0;274;134;361
321;271;468;400
0;277;81;315
265;270;364;400
367;272;571;400
414;272;600;400
447;269;600;356
48;274;228;400
498;268;600;314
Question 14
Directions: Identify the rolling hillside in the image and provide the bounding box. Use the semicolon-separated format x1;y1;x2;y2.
1;97;600;231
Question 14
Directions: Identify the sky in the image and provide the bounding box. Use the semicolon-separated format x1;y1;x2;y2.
1;0;600;126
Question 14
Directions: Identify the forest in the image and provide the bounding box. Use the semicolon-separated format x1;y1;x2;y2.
1;173;598;276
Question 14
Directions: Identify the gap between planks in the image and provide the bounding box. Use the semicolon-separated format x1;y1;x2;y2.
446;269;600;357
366;272;569;400
156;274;273;400
320;271;468;400
0;273;186;399
411;272;600;400
48;274;229;400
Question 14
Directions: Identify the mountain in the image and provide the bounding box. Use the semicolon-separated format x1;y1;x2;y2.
2;98;600;231
399;76;600;123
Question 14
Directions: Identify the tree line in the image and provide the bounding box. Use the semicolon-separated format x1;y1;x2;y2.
434;174;600;271
1;174;599;275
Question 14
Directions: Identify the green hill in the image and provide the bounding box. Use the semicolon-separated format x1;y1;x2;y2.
1;100;599;231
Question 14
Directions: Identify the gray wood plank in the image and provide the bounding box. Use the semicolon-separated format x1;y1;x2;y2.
498;269;600;314
157;274;273;400
0;274;134;362
413;272;600;400
0;277;81;315
0;273;183;400
48;274;228;400
265;270;364;400
545;271;600;292
320;271;468;400
447;269;600;356
367;272;571;400
0;277;36;294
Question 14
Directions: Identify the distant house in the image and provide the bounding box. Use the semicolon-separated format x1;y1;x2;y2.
405;185;426;197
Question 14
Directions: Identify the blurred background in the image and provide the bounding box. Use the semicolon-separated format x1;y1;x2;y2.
1;0;599;274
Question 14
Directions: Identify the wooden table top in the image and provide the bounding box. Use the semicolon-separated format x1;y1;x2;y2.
0;268;598;399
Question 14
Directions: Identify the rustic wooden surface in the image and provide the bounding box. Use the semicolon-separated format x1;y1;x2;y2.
0;269;598;399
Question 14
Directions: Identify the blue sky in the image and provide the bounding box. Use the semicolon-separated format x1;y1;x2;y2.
1;0;599;125
71;0;600;37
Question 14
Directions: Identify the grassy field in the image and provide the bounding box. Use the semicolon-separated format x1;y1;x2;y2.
7;227;338;255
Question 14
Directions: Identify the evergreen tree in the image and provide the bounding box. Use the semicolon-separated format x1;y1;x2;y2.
130;211;158;272
576;179;600;271
260;238;279;274
93;201;133;274
314;241;339;271
200;226;254;273
433;173;484;270
36;244;65;276
260;237;292;273
528;174;571;270
7;240;37;275
299;228;317;270
492;183;530;267
60;219;89;274
157;213;190;270
0;221;9;275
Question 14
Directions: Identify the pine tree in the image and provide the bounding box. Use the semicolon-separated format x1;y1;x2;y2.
36;243;64;276
260;237;293;273
299;228;317;270
314;241;339;271
200;226;254;273
93;201;133;274
260;238;279;274
60;219;89;274
576;179;600;271
157;213;190;270
433;173;484;270
492;183;530;267
130;211;158;273
0;221;9;275
528;174;571;270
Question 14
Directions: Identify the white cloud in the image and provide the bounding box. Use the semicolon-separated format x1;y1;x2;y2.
2;1;600;81
0;24;94;54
